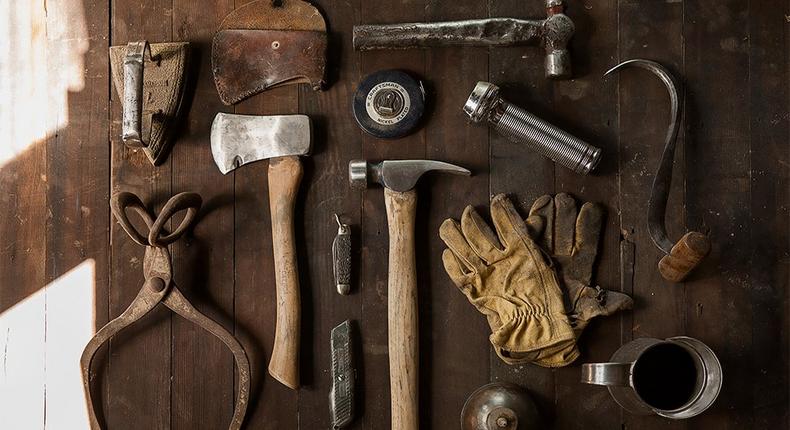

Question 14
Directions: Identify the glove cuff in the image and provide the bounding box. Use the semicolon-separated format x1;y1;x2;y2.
489;309;576;358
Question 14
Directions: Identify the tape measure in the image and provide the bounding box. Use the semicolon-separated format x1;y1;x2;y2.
353;70;425;139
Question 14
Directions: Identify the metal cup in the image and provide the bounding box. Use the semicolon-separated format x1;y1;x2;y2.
581;336;722;419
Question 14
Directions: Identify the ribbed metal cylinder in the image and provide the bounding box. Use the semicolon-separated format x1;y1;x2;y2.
492;102;601;174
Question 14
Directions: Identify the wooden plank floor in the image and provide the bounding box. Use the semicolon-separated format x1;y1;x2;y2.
0;0;788;428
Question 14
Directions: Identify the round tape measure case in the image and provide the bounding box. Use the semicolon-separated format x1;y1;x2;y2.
353;70;426;139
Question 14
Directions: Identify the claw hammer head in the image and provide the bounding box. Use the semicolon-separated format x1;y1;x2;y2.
348;159;471;192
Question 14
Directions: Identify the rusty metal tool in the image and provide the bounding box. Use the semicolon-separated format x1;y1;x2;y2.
109;40;189;165
461;383;542;430
212;0;327;105
605;59;710;283
349;159;471;430
333;214;352;295
464;81;601;174
211;112;311;389
81;191;250;430
353;0;574;79
329;320;356;429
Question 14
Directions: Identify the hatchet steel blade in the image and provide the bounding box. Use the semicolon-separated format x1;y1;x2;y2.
210;112;312;174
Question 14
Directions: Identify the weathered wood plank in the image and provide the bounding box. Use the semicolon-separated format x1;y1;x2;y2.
421;1;491;428
747;2;789;427
487;0;556;424
684;0;753;428
357;1;427;427
170;1;237;429
44;0;111;426
107;0;173;428
297;0;364;428
0;3;50;426
551;1;622;428
615;1;686;429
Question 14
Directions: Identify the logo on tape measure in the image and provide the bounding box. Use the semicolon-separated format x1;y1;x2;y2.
365;81;411;126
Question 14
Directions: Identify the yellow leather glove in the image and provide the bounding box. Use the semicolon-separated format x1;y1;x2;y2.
528;194;634;344
439;194;578;367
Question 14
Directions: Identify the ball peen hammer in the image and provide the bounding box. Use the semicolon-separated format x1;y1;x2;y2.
349;160;471;430
353;0;575;79
211;112;311;389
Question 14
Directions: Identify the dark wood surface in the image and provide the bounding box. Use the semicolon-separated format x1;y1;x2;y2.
1;0;788;428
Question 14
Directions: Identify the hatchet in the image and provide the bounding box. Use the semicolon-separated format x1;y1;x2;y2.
211;112;311;389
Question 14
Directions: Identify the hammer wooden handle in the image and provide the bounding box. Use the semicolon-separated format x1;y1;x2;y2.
658;231;711;283
384;187;419;430
267;156;302;389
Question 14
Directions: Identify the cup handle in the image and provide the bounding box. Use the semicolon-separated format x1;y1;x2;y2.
581;362;632;387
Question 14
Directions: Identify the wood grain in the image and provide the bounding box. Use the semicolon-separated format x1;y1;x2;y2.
487;0;557;423
551;1;622;428
358;1;427;429
267;155;304;389
384;187;419;430
1;0;788;428
616;2;686;429
423;0;490;426
297;0;365;427
170;1;237;428
107;1;173;428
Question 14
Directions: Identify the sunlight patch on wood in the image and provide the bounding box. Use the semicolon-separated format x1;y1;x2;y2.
0;0;87;168
0;259;95;429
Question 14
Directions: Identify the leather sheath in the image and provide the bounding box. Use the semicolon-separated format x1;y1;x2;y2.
212;29;327;105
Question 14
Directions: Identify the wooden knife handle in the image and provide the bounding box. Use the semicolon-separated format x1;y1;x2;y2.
267;155;302;389
384;187;419;430
658;231;711;283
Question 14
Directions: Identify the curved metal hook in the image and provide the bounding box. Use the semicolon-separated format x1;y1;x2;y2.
605;59;681;255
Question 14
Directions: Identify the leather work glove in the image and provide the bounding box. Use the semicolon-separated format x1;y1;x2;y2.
439;194;579;367
527;194;633;344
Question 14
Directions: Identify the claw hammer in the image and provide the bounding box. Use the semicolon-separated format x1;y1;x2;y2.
349;159;470;429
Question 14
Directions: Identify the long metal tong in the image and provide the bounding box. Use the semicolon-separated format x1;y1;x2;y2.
80;192;251;430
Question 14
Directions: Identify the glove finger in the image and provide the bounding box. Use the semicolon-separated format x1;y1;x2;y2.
525;215;545;239
441;248;472;290
601;289;634;314
439;217;485;273
489;194;530;249
554;193;578;257
461;205;504;264
573;202;604;284
528;194;554;252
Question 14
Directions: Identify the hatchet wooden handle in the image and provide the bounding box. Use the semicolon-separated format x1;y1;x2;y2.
267;155;302;389
384;187;419;430
658;231;711;283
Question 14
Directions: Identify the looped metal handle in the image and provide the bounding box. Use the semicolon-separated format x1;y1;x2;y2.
110;191;202;247
149;192;202;247
122;41;157;148
580;362;633;387
111;191;155;246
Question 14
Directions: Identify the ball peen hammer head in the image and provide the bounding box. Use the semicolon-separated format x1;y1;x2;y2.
349;159;471;192
543;1;574;79
210;112;312;174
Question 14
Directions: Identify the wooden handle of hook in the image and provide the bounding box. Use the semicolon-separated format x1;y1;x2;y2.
658;231;711;283
267;156;302;389
384;187;419;430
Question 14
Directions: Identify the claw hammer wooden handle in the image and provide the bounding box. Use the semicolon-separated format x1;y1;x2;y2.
267;156;302;389
384;187;419;430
